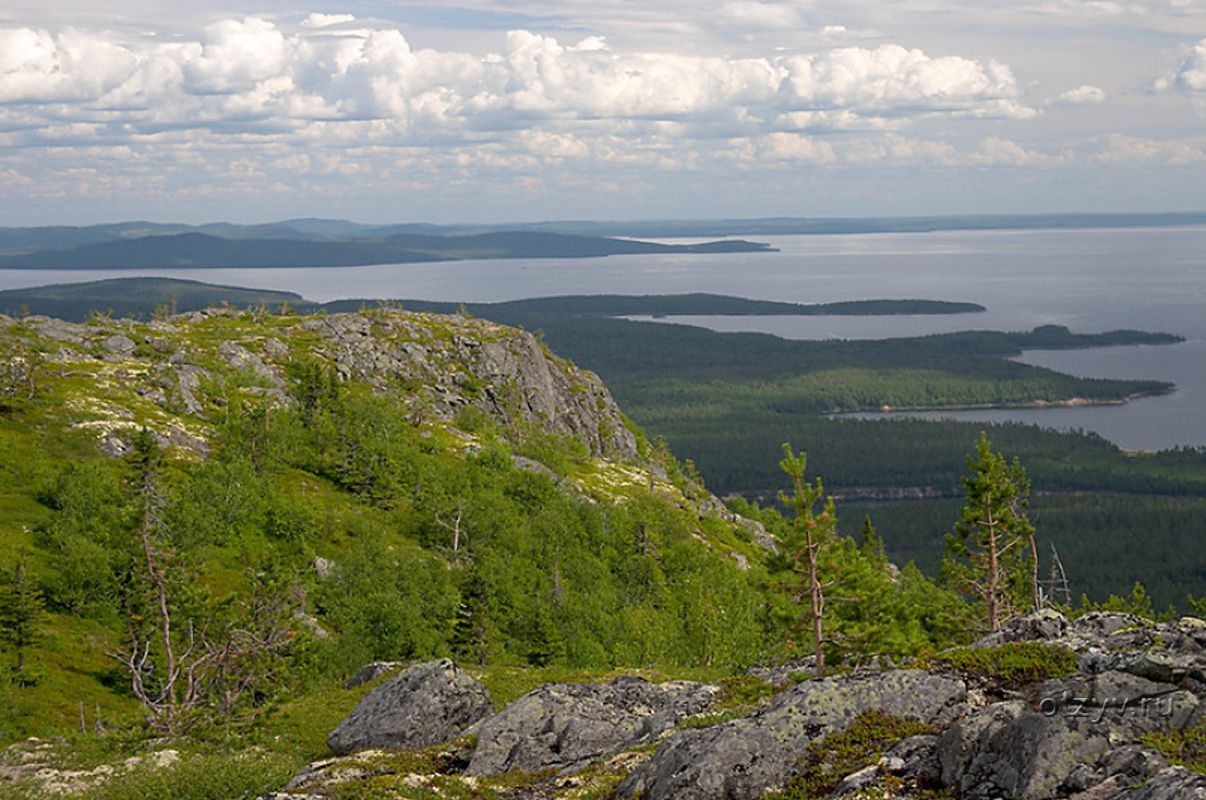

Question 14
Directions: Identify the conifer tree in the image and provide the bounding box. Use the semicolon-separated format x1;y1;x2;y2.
779;443;837;678
943;432;1037;631
526;605;565;667
451;568;494;667
859;515;887;567
0;558;45;674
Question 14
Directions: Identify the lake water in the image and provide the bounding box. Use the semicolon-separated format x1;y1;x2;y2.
1;226;1203;450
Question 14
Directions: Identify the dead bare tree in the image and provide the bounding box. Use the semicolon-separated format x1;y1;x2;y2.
109;431;297;733
1044;542;1072;607
435;500;469;554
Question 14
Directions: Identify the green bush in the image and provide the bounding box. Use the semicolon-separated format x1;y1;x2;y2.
935;642;1079;683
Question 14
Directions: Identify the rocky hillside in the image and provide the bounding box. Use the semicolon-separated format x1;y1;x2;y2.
9;305;1193;800
2;303;810;753
1;307;637;463
258;610;1204;800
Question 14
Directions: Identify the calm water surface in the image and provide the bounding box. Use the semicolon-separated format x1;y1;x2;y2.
1;226;1203;449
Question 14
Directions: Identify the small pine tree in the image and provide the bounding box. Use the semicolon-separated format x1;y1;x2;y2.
0;559;45;674
943;433;1037;632
779;443;837;678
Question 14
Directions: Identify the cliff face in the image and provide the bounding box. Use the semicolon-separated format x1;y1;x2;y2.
1;307;638;463
305;311;638;461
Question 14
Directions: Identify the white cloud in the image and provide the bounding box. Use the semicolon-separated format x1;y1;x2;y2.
717;1;806;29
1084;132;1206;164
1052;84;1106;105
0;18;1035;145
181;18;290;95
1172;38;1206;92
301;13;357;29
970;136;1063;166
0;27;137;104
781;45;1033;119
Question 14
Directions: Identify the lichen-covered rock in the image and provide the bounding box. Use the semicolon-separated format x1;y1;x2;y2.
744;656;816;685
974;609;1070;648
217;340;285;390
467;676;716;775
939;673;1201;800
327;659;492;756
101;334;136;356
1112;766;1206;800
615;670;966;800
310;312;638;461
942;708;1110;800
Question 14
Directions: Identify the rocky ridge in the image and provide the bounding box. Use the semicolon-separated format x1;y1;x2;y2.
2;307;637;462
260;611;1204;800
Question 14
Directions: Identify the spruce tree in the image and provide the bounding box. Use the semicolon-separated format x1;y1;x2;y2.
859;515;887;567
526;605;565;667
0;559;45;674
451;568;494;667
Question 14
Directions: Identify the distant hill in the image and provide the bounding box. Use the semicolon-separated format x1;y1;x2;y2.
0;231;773;269
3;212;1202;260
0;277;311;319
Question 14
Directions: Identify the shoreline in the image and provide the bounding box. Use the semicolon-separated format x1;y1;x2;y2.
827;389;1172;417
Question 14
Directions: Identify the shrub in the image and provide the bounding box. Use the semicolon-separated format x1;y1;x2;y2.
935;642;1079;684
1140;724;1205;774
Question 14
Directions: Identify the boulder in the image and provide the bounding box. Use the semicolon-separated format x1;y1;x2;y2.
1101;744;1170;783
745;657;816;685
940;707;1110;800
327;659;492;756
217;340;285;389
343;661;405;690
467;676;716;775
615;670;966;800
1113;766;1206;800
101;334;136;356
974;609;1069;648
938;701;1031;793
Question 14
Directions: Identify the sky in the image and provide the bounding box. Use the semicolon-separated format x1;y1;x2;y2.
1;1;1205;225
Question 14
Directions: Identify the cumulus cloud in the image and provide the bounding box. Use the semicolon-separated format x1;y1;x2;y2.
1171;38;1206;92
1052;84;1106;105
0;27;138;104
0;17;1034;146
